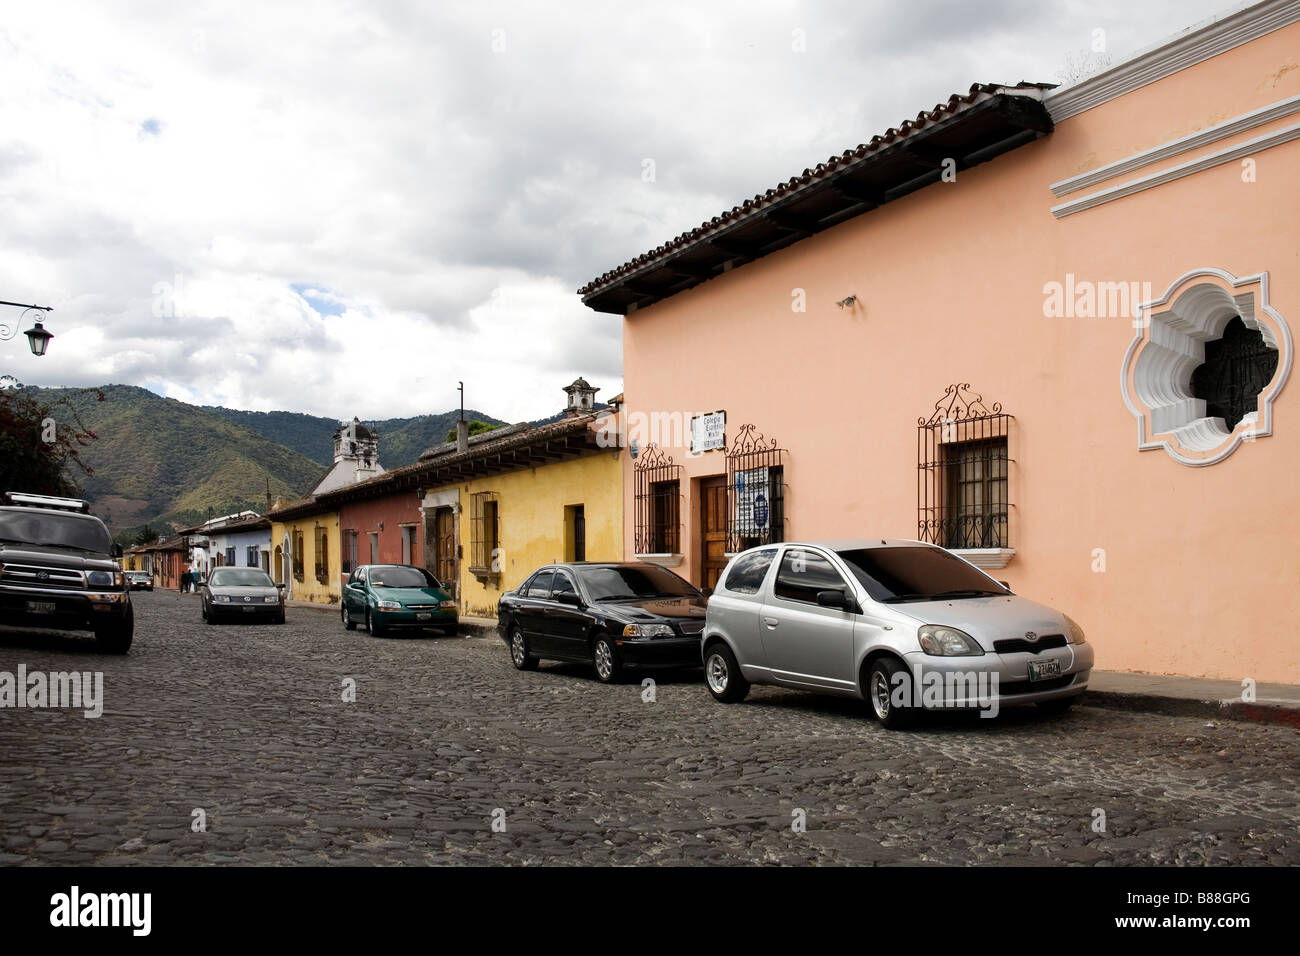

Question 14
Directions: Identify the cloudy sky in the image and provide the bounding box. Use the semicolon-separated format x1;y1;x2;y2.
0;0;1235;422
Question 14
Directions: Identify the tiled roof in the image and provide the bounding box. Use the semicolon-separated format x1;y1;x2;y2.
578;82;1054;301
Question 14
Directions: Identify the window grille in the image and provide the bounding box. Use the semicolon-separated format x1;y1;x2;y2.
634;445;682;554
725;424;785;553
469;492;499;573
917;383;1012;549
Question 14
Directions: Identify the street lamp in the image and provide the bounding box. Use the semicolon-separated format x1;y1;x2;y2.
0;301;55;356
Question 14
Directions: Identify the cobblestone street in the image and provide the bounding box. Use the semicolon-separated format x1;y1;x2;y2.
1;590;1297;866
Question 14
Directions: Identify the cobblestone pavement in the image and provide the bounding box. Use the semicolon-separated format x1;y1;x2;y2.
1;590;1297;866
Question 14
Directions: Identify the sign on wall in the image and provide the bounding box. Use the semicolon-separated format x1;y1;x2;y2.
690;410;726;454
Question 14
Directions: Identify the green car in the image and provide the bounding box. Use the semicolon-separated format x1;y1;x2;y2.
341;564;459;636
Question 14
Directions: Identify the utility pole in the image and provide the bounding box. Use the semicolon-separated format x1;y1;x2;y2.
458;381;464;422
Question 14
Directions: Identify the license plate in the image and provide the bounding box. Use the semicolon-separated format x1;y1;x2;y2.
1028;659;1061;681
416;612;431;621
243;606;257;612
27;601;56;615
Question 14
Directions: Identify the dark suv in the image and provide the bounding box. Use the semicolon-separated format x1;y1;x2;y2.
0;492;133;653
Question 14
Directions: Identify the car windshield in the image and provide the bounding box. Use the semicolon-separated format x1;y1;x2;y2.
369;567;435;589
0;510;112;553
210;568;274;588
577;565;699;601
835;547;1009;603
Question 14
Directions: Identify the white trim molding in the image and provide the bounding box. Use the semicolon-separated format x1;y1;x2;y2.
1051;121;1300;218
1050;94;1300;197
951;548;1016;570
1121;268;1292;466
635;553;683;568
1046;0;1300;122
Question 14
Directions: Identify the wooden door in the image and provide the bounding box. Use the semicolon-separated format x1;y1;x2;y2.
700;476;728;591
434;507;456;591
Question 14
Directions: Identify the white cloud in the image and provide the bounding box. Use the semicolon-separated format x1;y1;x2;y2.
0;0;1231;420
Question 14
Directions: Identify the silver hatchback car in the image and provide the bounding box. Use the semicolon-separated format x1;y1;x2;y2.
701;539;1094;728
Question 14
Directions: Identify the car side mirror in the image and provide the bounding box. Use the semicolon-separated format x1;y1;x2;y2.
816;588;853;610
554;591;582;606
276;583;286;590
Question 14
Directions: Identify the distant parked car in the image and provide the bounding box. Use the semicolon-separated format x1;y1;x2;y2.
702;539;1094;728
125;571;153;591
341;564;458;636
498;562;707;682
201;567;285;624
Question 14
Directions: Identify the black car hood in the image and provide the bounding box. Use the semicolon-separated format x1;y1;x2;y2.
0;542;117;572
598;595;708;624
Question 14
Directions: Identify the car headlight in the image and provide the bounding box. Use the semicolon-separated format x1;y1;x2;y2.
440;600;457;610
918;624;984;656
623;623;674;638
87;570;123;588
263;595;278;604
376;600;401;610
1063;614;1087;644
215;595;232;603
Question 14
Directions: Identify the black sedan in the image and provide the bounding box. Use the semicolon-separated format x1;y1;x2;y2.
201;567;285;624
498;562;707;682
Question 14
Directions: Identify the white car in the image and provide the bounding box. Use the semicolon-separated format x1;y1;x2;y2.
701;539;1094;728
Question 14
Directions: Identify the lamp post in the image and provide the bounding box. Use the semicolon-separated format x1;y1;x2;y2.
0;301;54;356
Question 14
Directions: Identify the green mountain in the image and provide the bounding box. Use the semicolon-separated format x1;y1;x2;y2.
20;385;327;533
13;385;513;538
202;406;509;468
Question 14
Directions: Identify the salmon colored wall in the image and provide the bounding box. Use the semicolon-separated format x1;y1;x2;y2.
338;493;425;568
620;20;1300;682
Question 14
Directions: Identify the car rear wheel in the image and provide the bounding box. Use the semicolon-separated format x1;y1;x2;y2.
592;636;620;683
342;604;357;631
95;605;134;654
867;657;915;729
704;642;749;703
509;627;538;670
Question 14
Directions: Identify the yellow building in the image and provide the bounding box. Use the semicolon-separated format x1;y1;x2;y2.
268;500;342;605
416;384;623;618
305;380;624;619
452;436;622;618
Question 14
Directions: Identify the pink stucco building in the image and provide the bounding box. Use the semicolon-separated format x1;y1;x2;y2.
580;1;1300;683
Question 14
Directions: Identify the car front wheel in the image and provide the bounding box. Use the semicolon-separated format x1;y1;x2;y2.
509;627;538;670
704;642;749;703
95;605;134;654
366;608;386;637
592;636;620;683
867;657;915;729
342;604;357;631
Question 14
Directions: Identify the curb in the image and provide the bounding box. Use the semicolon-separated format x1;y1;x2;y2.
1083;690;1300;728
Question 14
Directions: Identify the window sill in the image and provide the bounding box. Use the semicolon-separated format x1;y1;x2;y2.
635;553;683;568
468;567;501;587
950;547;1016;570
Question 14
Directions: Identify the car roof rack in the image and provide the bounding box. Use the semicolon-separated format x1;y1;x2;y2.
4;492;89;512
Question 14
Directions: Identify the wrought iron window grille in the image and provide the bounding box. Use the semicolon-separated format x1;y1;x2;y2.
633;444;683;554
725;424;786;553
917;383;1013;550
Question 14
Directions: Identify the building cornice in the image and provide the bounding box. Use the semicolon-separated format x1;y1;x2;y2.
1045;0;1300;122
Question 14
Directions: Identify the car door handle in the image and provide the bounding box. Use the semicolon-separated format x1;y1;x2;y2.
762;617;779;627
